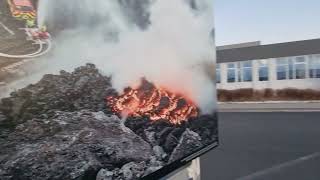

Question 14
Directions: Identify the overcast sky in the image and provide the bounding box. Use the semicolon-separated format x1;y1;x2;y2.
214;0;320;46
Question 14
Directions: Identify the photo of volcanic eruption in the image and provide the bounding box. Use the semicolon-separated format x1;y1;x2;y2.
0;0;218;179
0;64;218;180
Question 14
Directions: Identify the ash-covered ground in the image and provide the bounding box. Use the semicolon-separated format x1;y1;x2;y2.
0;64;218;180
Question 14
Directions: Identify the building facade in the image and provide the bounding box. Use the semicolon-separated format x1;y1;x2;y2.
216;39;320;90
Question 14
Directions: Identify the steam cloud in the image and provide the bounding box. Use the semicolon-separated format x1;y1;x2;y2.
8;0;217;113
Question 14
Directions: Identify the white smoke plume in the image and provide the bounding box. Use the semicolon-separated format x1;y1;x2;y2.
8;0;217;113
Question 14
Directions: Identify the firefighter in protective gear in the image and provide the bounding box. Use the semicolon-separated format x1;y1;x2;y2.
40;25;47;32
26;19;35;28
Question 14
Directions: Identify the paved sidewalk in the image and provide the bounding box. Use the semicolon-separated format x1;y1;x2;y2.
218;101;320;112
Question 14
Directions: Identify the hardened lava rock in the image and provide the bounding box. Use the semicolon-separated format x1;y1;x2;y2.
0;63;116;126
0;110;152;180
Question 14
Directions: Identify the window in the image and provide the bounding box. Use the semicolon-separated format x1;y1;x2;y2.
258;60;269;81
227;61;252;83
240;61;252;82
216;64;221;83
309;55;320;78
227;63;236;83
294;56;306;79
277;58;288;80
277;57;295;80
277;56;307;80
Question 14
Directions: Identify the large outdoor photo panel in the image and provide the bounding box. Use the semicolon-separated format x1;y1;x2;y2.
0;0;218;179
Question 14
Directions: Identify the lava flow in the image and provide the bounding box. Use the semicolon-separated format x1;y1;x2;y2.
107;79;199;124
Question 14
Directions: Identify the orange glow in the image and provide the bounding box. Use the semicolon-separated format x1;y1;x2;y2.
107;79;199;124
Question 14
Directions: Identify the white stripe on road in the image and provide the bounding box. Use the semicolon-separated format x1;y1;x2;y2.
236;152;320;180
0;22;15;35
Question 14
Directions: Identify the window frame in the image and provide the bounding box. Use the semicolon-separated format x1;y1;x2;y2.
309;54;320;78
293;56;307;79
239;61;253;82
227;63;237;83
276;58;289;80
258;60;269;81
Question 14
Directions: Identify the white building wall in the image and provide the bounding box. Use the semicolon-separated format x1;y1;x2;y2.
269;58;277;81
220;63;227;84
217;55;320;90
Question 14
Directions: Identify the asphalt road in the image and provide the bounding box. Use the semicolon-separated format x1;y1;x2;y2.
201;112;320;180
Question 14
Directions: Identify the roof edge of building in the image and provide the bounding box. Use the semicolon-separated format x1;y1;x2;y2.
217;38;320;63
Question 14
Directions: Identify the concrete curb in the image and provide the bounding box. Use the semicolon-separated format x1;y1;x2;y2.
218;101;320;112
218;100;320;104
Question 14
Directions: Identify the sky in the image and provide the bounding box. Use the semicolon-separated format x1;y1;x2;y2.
214;0;320;46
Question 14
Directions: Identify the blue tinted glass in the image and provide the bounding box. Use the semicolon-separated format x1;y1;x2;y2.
309;58;320;78
289;60;294;79
216;70;220;83
277;66;286;80
228;63;235;68
227;69;235;82
316;70;320;78
259;66;268;81
259;60;268;67
242;61;252;68
237;68;241;82
295;56;305;63
295;64;306;79
277;58;288;65
309;69;314;78
311;55;320;78
243;68;252;81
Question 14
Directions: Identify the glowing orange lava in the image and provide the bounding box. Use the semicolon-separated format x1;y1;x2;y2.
106;79;199;124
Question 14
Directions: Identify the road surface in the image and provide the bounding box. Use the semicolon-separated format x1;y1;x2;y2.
201;112;320;180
